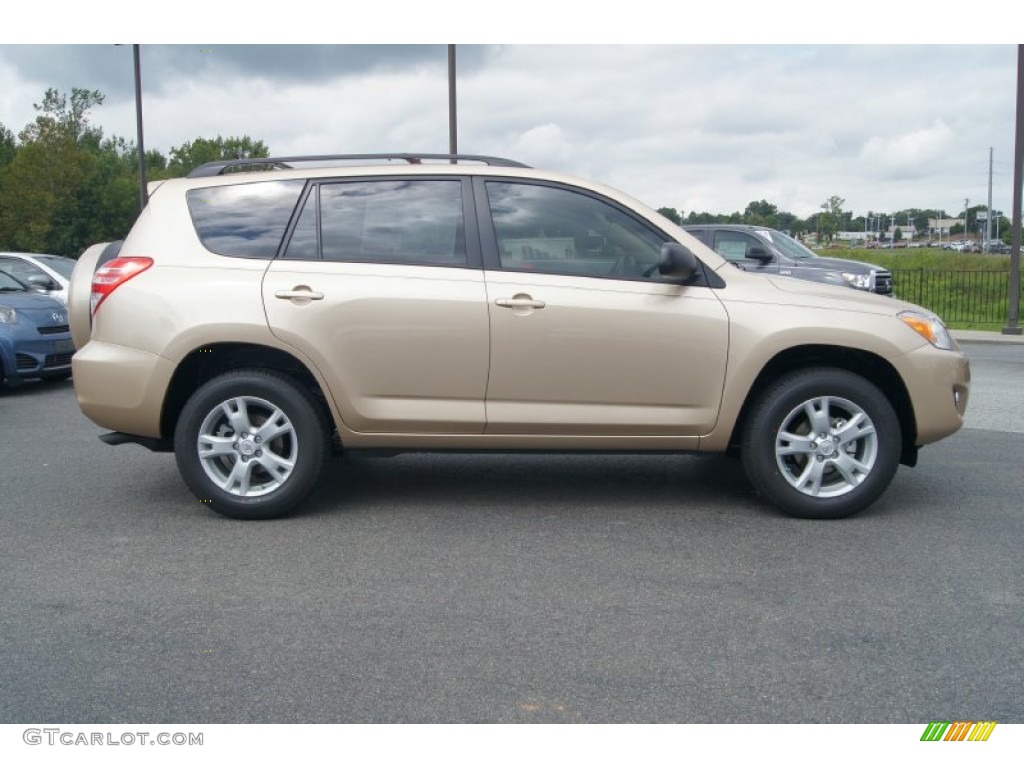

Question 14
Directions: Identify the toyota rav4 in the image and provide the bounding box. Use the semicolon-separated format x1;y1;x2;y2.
68;154;969;521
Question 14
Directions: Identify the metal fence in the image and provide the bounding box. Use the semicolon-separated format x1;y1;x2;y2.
891;270;1011;324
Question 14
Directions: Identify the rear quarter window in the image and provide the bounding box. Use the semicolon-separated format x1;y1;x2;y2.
186;180;305;258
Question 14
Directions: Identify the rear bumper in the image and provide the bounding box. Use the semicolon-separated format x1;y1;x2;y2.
71;340;173;438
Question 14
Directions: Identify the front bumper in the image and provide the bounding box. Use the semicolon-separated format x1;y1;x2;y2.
0;332;74;385
898;343;970;445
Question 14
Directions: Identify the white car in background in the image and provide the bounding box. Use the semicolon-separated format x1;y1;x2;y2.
0;252;76;305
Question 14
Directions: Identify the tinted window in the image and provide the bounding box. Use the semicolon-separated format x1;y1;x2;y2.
0;257;47;283
283;188;319;261
187;180;305;258
32;255;76;279
319;180;466;265
0;270;28;291
485;182;664;279
713;231;763;261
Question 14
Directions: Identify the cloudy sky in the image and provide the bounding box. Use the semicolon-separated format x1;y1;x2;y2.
1;16;1020;221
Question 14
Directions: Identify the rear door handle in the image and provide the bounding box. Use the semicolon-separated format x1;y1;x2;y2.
275;286;324;302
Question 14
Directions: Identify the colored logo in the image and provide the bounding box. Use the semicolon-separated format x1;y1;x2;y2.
920;721;997;742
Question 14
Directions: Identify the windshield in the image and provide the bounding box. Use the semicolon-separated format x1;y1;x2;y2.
0;270;28;291
34;255;76;279
755;229;819;261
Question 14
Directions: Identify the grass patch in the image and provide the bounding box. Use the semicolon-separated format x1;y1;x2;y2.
820;247;1010;271
815;247;1016;329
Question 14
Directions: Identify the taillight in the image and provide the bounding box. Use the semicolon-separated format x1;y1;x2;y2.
91;257;153;315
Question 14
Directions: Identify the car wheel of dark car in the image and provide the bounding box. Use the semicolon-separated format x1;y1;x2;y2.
174;370;329;520
741;368;901;519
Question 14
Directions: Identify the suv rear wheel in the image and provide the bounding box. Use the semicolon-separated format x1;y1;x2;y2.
174;370;329;520
741;368;901;519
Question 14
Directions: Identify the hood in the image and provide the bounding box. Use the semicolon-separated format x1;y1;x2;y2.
765;275;921;314
0;290;67;312
795;255;888;272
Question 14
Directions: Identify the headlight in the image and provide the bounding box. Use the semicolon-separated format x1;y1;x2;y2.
899;310;954;350
841;272;872;290
0;304;17;324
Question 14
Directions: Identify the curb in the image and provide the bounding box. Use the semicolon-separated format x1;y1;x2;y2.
952;330;1024;345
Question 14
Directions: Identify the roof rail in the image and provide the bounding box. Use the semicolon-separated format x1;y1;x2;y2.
187;153;531;178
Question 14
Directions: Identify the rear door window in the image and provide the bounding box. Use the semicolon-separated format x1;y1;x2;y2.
280;179;470;267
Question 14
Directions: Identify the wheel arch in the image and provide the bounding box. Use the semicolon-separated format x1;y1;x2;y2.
727;344;917;464
160;342;336;442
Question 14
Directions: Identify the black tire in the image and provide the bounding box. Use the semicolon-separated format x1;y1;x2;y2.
174;370;329;520
741;368;901;519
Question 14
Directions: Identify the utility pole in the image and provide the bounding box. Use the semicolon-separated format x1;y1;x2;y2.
986;147;994;250
964;198;969;245
1004;45;1023;335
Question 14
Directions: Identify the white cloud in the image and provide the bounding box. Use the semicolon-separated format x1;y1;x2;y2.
0;44;1017;218
860;122;956;178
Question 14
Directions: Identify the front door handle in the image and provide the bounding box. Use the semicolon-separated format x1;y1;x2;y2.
275;286;324;303
495;296;546;310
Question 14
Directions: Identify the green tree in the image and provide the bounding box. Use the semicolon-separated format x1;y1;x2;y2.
0;123;15;169
684;210;721;225
0;88;147;254
167;135;270;176
817;195;845;243
657;207;682;225
0;87;271;256
776;212;802;236
20;87;105;146
743;200;778;227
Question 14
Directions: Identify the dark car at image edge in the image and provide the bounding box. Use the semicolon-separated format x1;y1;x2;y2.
0;269;74;387
683;224;893;296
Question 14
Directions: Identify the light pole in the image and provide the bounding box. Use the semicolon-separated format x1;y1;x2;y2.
133;45;147;211
447;45;457;160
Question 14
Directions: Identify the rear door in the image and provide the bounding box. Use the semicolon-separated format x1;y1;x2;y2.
263;176;490;434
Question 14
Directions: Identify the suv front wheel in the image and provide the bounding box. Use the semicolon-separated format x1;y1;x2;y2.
741;368;901;519
174;370;329;520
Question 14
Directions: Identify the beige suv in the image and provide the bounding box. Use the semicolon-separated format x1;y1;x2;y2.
68;153;970;521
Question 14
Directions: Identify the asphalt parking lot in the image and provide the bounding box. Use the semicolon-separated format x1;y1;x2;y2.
1;342;1021;723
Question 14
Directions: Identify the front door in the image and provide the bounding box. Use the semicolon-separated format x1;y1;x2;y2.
477;179;730;437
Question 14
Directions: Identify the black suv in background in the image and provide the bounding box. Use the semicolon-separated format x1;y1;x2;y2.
682;225;893;296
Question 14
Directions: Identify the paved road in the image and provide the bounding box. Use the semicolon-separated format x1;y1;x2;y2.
0;343;1021;723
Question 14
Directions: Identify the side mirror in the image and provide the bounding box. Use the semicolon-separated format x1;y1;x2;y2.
26;274;57;290
745;245;774;264
657;242;698;281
